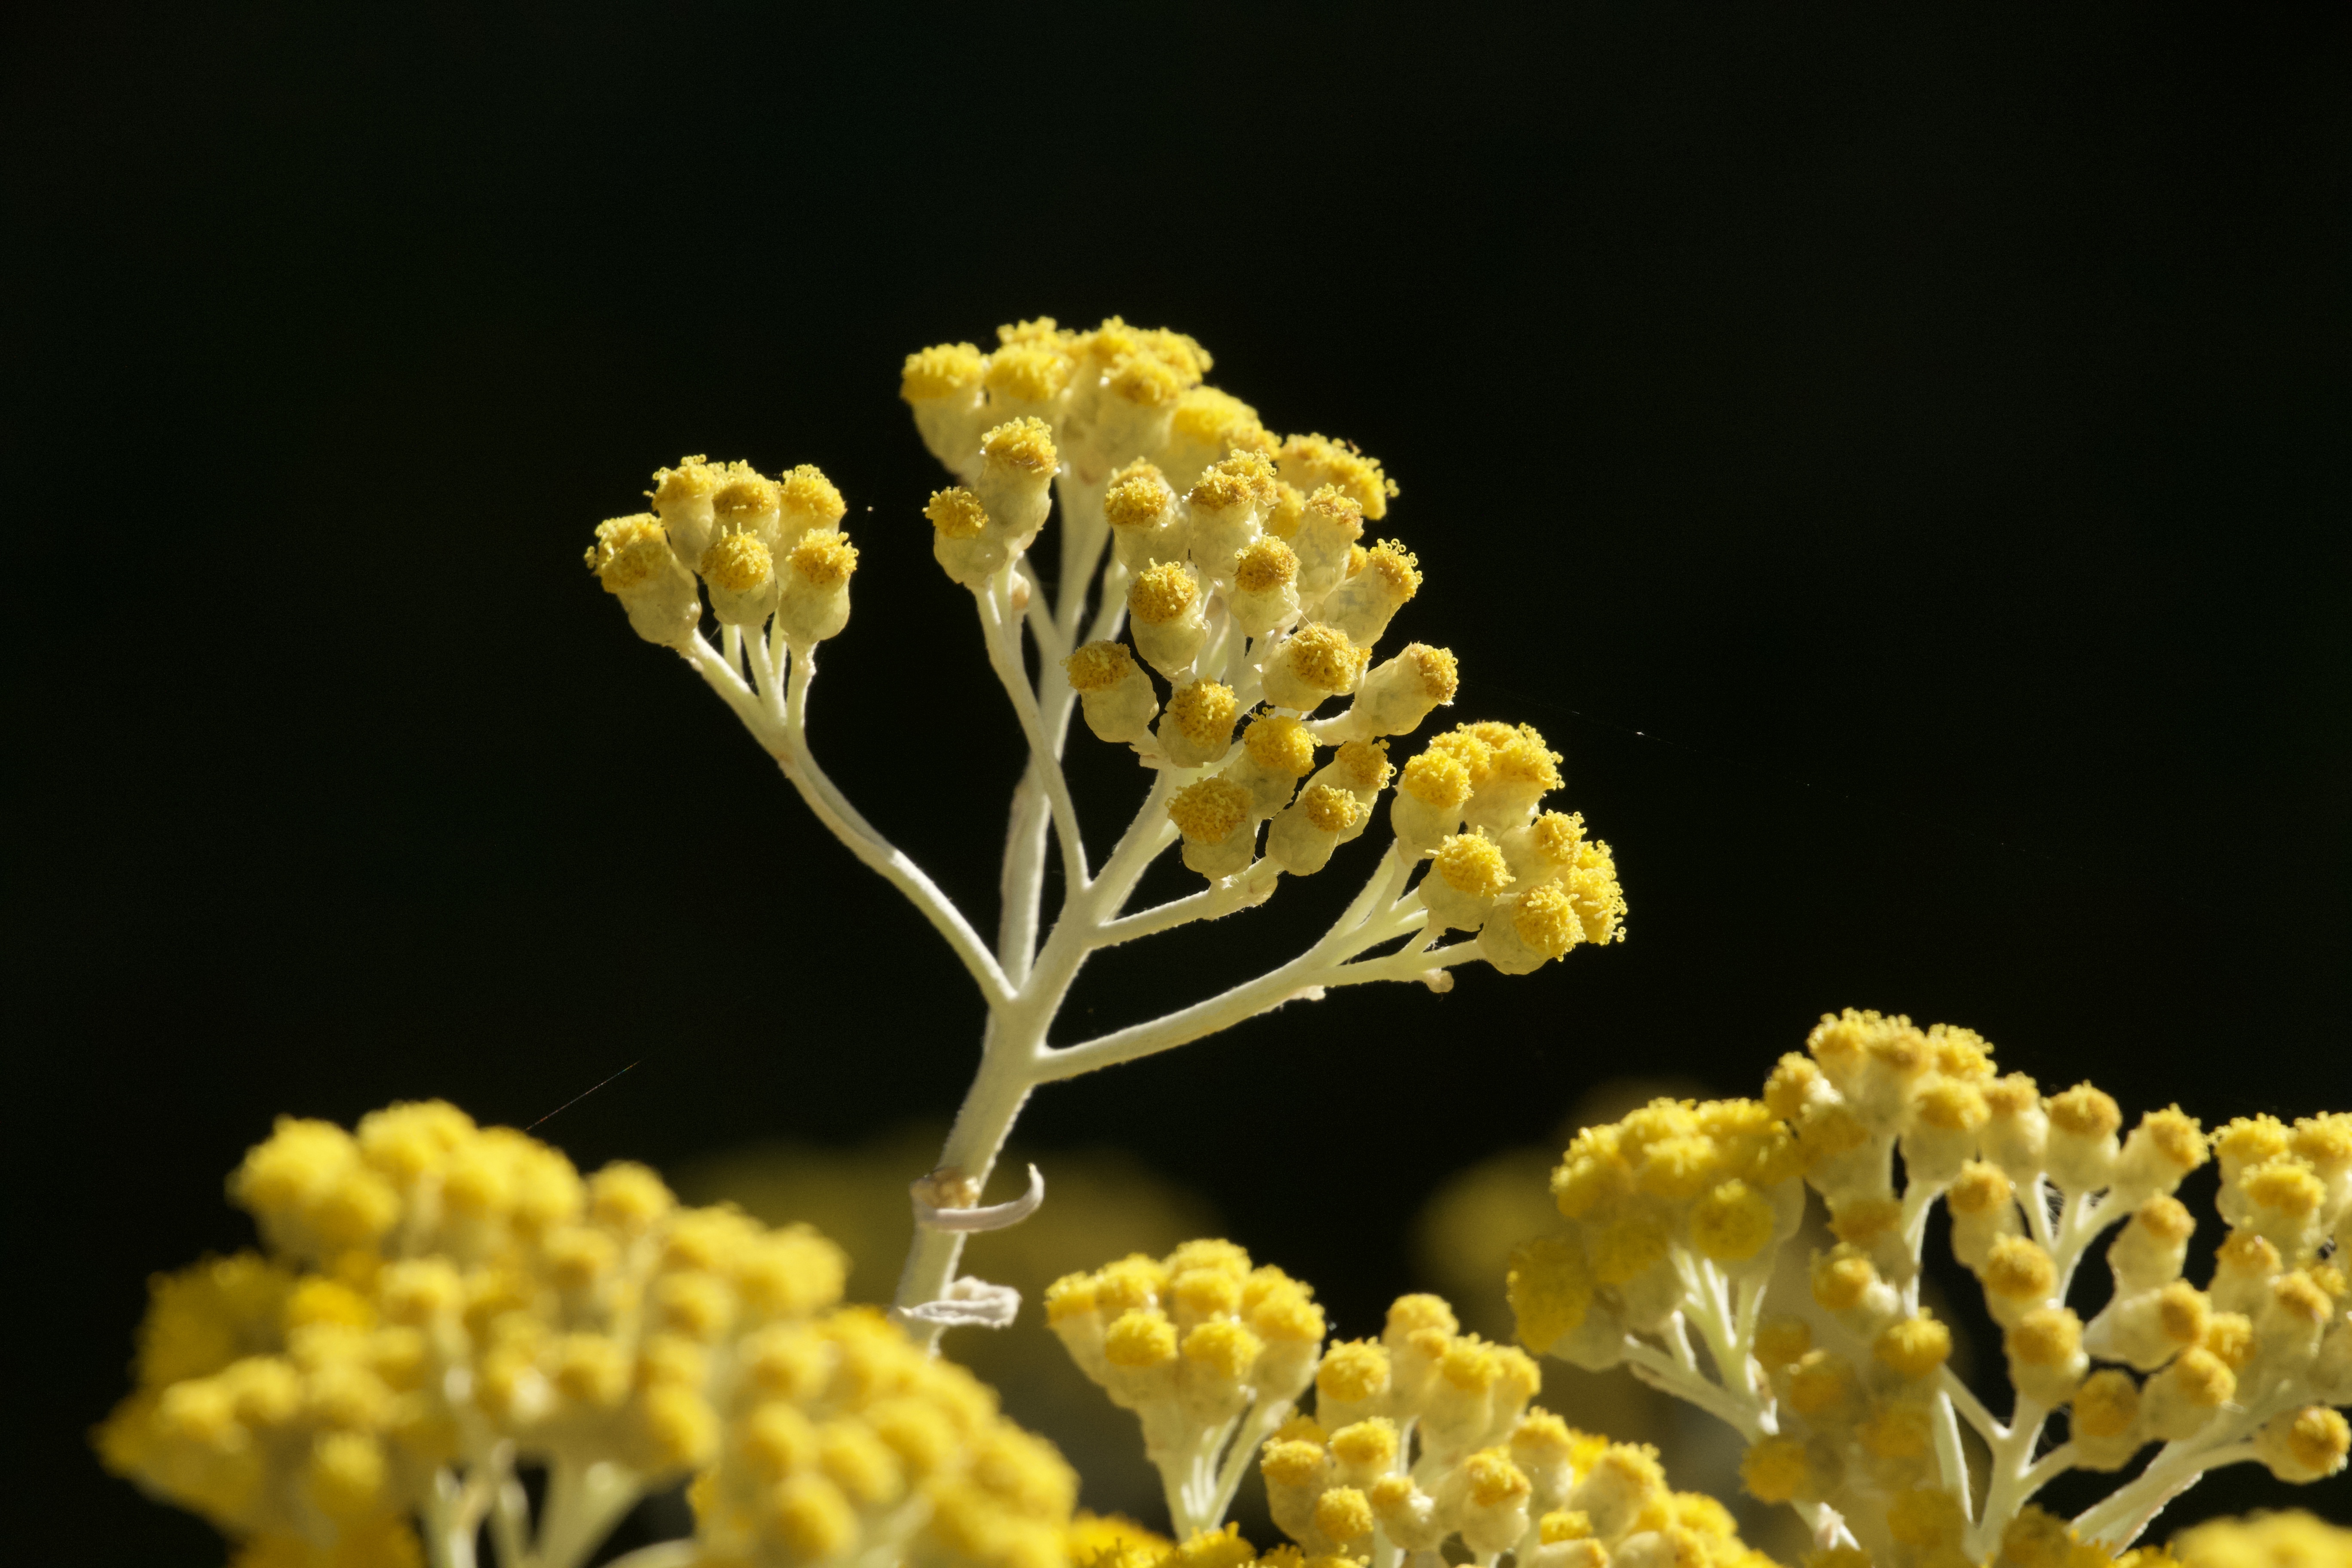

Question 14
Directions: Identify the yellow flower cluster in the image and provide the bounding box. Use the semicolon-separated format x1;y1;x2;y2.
1507;1009;2351;1565
587;456;860;649
1268;1295;1776;1568
1045;1240;1325;1536
1509;1095;1804;1369
896;316;1620;966
98;1102;1079;1568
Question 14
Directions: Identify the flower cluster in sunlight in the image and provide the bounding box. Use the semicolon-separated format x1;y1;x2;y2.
1504;1011;2350;1567
102;316;2346;1568
98;1104;1072;1568
1045;1240;1784;1568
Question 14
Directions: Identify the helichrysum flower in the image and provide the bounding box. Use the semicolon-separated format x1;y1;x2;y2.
98;1102;1079;1568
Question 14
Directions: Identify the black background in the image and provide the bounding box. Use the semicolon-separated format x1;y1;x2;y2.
10;4;2348;1561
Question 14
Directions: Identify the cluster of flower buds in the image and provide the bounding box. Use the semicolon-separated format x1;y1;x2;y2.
896;316;1620;974
1508;1009;2349;1566
1509;1096;1807;1372
1045;1240;1326;1534
587;456;861;650
1260;1291;1778;1568
1390;723;1626;973
98;1103;1078;1568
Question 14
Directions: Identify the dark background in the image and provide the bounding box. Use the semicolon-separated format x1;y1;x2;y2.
10;4;2347;1560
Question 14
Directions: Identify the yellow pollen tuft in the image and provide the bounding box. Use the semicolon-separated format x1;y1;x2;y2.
1104;463;1174;528
2073;1369;2140;1438
1170;386;1264;448
2246;1158;2325;1216
2006;1306;2083;1367
1510;884;1583;963
2139;1106;2208;1171
1110;353;1185;407
1167;681;1239;748
1260;1439;1326;1488
1491;725;1564;788
1363;540;1421;599
1540;1510;1595;1544
1400;750;1473;811
2119;1198;2195;1256
2272;1271;2331;1325
1172;1244;1249;1289
2291;1111;2352;1170
789;532;858;586
1399;643;1459;701
1103;1310;1177;1368
2168;1346;2236;1407
1433;833;1513;898
1875;1314;1954;1378
1243;714;1317;778
777;464;847;527
1984;1235;2058;1302
1913;1076;1989;1133
1182;1320;1263;1380
1810;1246;1878;1312
1279;435;1398;520
1465;1449;1531;1507
1234;536;1300;593
926;487;989;539
1129;562;1199;625
1314;1488;1374;1543
2047;1082;2123;1139
995;316;1064;348
1688;1179;1775;1262
2218;1113;2292;1164
1168;779;1250;843
1044;1273;1098;1324
1948;1161;2014;1216
1739;1439;1811;1504
1346;542;1367;577
1830;1197;1903;1245
1334;739;1392;791
1303;784;1360;835
2158;1280;2214;1344
713;472;780;524
986;344;1073;403
1063;641;1137;694
1317;1341;1390;1404
1279;624;1364;693
1785;1350;1855;1416
1984;1073;2043;1118
2278;1406;2350;1474
1439;1337;1502;1392
901;342;986;400
585;515;670;591
701;531;773;592
1329;1419;1398;1469
982;416;1058;474
1189;451;1279;512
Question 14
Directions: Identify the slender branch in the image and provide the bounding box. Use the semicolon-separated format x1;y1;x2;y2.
2073;1440;2258;1550
1932;1389;1973;1518
1035;848;1413;1081
1941;1368;2006;1443
1620;1337;1762;1438
1090;863;1282;949
976;576;1090;891
684;636;1014;1007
